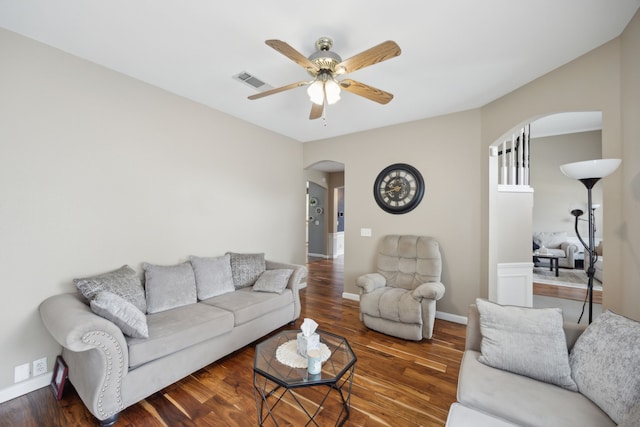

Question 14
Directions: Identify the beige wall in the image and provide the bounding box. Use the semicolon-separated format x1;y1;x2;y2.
620;10;640;318
304;110;484;317
0;29;305;393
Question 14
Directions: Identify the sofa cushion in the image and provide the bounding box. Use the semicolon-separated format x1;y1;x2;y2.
90;291;148;338
126;302;234;368
189;254;235;300
457;350;615;427
143;262;197;314
476;299;577;391
253;269;293;294
201;287;293;326
569;311;640;424
227;252;266;288
74;265;147;313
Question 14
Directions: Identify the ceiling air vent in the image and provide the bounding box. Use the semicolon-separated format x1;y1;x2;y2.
233;71;272;91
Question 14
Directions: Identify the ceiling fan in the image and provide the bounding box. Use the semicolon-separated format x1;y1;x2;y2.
248;37;401;120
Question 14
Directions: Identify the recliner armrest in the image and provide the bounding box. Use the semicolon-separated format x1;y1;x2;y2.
356;273;386;293
412;282;445;300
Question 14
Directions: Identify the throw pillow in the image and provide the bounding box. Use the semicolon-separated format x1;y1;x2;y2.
189;254;235;300
74;265;147;313
143;262;197;314
476;298;577;391
227;252;266;289
253;269;293;294
569;311;640;424
90;291;148;338
619;400;640;427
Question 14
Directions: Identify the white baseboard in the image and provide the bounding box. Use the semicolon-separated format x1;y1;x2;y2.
0;372;52;404
342;292;359;301
436;311;468;325
308;253;330;259
341;293;467;325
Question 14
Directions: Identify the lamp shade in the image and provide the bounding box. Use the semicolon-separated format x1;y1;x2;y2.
307;80;324;105
324;79;341;105
560;159;621;180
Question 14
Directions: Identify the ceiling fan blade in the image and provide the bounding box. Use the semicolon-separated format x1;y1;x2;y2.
339;79;394;104
335;41;401;74
309;102;323;120
265;40;320;73
248;81;309;100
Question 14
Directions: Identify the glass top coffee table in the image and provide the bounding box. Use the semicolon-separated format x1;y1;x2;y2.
253;329;357;426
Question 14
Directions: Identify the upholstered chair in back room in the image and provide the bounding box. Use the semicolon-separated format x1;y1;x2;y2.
356;235;446;340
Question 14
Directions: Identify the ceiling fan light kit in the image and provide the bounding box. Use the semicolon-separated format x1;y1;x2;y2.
248;36;401;121
307;73;341;105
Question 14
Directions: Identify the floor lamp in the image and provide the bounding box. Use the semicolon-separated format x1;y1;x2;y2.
560;159;621;323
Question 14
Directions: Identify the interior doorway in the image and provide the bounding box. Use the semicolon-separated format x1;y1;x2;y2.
488;111;604;323
304;161;345;262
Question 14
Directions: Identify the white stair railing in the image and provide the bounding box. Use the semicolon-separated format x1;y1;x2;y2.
498;124;530;186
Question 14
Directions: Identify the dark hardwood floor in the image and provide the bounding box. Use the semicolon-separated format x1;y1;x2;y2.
0;257;467;427
533;282;602;304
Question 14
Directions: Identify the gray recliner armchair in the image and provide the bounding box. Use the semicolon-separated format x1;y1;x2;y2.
356;235;445;340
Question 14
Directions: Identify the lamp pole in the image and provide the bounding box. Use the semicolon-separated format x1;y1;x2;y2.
582;178;599;323
561;158;621;324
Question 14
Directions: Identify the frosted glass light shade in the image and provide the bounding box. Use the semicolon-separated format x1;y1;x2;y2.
324;79;341;105
307;79;341;105
560;159;621;180
307;80;324;105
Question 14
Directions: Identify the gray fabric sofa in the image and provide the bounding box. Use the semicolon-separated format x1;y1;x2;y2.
532;231;580;269
446;303;640;426
39;255;306;426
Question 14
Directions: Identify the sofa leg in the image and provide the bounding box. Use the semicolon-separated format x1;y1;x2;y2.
99;414;119;427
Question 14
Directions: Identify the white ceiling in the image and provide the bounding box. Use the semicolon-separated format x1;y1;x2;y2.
1;1;638;143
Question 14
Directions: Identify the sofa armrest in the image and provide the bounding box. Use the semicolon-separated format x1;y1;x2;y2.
356;273;386;293
265;260;306;320
39;292;128;421
465;304;482;351
412;282;445;301
564;321;588;350
265;259;307;290
561;242;580;264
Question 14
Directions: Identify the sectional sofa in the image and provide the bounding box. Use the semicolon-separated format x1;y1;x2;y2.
39;252;306;426
446;300;640;426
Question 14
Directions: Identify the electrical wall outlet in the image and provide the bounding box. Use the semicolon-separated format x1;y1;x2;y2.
33;357;47;376
14;363;30;383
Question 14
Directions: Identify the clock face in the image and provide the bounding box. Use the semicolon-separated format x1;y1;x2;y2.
373;163;425;214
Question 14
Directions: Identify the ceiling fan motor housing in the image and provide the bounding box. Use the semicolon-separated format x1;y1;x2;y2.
308;37;342;75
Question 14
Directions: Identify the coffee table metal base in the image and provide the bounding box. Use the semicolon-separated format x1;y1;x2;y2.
254;364;355;426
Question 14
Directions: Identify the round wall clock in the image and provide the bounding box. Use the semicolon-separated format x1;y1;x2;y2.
373;163;425;214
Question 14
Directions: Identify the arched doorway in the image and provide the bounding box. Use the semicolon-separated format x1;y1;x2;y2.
488;112;604;322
